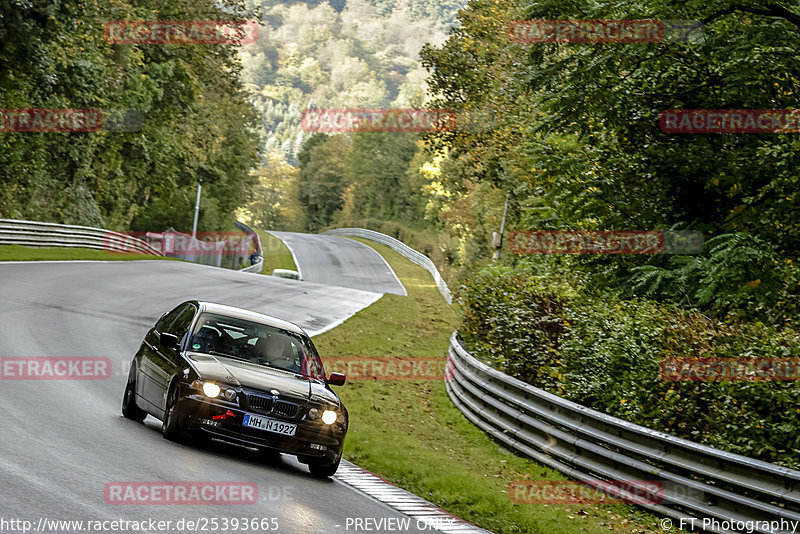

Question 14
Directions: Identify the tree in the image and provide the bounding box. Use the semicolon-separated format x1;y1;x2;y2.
239;151;305;230
0;0;261;231
297;134;352;230
343;131;419;222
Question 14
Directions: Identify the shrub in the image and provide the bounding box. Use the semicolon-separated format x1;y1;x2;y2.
459;262;573;390
627;233;798;322
459;259;800;468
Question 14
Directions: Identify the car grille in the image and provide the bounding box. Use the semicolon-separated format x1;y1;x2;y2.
246;394;300;419
273;400;300;418
247;395;273;412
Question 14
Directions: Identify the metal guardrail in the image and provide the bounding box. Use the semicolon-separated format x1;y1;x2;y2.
0;219;162;255
445;333;800;534
0;219;263;274
323;228;452;303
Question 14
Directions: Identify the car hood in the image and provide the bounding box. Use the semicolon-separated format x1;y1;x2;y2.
309;381;340;407
185;352;311;400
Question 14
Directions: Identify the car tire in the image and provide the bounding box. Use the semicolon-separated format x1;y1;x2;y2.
122;364;147;422
308;456;341;478
162;382;185;441
262;448;281;465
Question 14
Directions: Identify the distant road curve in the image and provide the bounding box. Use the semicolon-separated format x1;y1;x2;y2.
268;232;407;297
0;260;382;337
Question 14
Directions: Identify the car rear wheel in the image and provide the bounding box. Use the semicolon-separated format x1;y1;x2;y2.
122;365;147;422
162;382;185;441
308;456;341;478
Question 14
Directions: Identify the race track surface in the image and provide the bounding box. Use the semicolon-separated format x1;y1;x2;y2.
0;260;436;534
268;232;406;296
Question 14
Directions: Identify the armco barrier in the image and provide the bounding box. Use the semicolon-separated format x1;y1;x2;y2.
445;332;800;534
0;219;161;255
323;228;451;303
0;219;263;273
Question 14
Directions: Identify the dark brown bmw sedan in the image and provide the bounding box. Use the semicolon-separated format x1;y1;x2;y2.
122;300;348;477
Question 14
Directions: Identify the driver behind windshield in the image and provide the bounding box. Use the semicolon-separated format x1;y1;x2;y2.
254;334;299;371
187;313;326;380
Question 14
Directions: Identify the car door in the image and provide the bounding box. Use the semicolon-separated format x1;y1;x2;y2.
140;303;196;414
153;303;198;417
138;305;183;412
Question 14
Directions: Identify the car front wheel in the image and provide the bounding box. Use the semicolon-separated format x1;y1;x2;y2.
162;382;185;441
308;456;341;478
122;364;147;422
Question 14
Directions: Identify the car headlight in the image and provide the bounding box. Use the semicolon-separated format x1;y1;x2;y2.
190;380;237;402
307;408;320;420
321;410;337;425
202;382;221;398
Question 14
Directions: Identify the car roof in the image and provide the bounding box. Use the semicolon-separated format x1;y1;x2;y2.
193;301;307;336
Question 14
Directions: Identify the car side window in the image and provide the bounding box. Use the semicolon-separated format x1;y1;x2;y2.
155;305;184;332
168;304;197;338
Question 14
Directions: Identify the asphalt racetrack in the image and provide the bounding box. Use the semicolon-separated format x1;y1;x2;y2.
0;259;435;533
268;232;406;296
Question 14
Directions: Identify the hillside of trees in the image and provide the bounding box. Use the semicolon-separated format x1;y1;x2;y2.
0;0;261;232
240;0;458;163
236;0;464;232
278;0;800;466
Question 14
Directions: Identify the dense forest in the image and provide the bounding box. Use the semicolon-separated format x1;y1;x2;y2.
265;0;800;466
236;0;462;231
0;0;460;233
422;0;800;466
241;0;456;163
0;0;261;232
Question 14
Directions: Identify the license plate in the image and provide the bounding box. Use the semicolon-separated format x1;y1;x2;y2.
243;413;297;436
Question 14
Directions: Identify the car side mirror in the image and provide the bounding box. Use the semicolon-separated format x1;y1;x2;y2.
159;332;180;350
327;372;346;386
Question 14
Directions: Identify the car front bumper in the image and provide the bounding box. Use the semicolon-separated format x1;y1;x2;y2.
180;394;346;464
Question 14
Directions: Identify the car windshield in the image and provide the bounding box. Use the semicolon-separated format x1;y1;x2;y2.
188;312;326;381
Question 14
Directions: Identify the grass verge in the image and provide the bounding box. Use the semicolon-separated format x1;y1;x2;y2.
0;245;174;262
313;238;672;534
257;230;297;275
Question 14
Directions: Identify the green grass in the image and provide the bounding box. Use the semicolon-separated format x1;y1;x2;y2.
257;230;298;275
0;244;175;262
313;238;671;534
